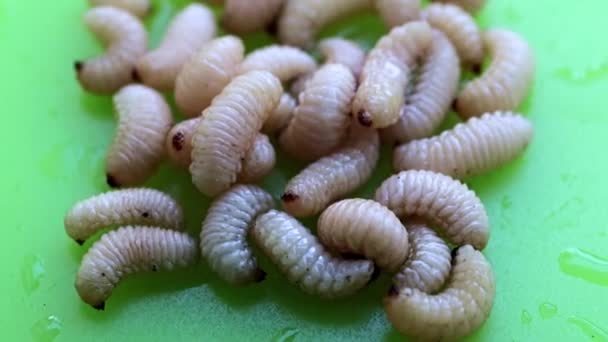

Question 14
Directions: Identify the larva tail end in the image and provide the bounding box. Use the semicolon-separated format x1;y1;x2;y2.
75;239;85;246
357;110;373;127
387;285;400;297
172;132;185;151
106;174;120;188
254;269;267;283
281;191;300;202
131;68;141;83
92;302;105;311
74;61;83;72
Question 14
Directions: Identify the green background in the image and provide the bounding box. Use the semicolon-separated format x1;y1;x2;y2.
1;0;608;341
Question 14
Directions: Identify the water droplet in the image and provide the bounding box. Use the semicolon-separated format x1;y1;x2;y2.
21;255;45;294
272;327;300;342
538;302;558;319
558;248;608;287
501;196;512;210
568;316;608;342
30;315;62;342
520;310;532;325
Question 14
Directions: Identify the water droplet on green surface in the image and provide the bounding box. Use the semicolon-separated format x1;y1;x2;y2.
558;248;608;287
273;327;300;342
568;316;608;342
538;302;558;319
21;254;45;294
501;195;513;210
520;310;532;325
30;315;62;342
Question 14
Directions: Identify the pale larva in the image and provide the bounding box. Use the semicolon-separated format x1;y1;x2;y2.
353;21;433;128
252;210;375;298
238;134;276;183
134;4;216;91
75;6;147;94
279;64;356;161
282;125;379;217
375;0;421;28
106;84;172;188
384;245;495;341
318;38;366;78
289;73;313;98
175;36;244;118
381;30;460;144
317;199;409;272
393;112;534;179
262;93;297;135
75;226;197;310
374;170;489;250
238;45;317;83
422;3;483;68
190;71;283;197
200;185;274;285
64;188;183;245
432;0;486;14
222;0;284;34
277;0;373;48
89;0;151;18
456;29;535;119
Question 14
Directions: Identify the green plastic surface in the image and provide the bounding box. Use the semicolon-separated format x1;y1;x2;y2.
2;0;608;341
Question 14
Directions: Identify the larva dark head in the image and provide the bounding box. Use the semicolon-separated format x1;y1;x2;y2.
172;132;185;151
357;110;373;127
131;68;141;83
451;99;459;111
92;302;105;311
387;285;400;297
266;15;279;36
106;174;120;188
75;239;85;246
281;191;300;202
74;61;83;72
472;63;482;74
254;269;267;283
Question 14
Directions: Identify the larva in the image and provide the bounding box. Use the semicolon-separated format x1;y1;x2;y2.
282;125;379;217
238;45;317;83
375;0;421;28
353;21;433;128
384;245;495;341
393;112;534;179
175;36;244;118
318;38;366;78
455;29;535;119
277;0;373;48
374;170;489;249
190;71;283;197
279;63;355;161
200;185;274;285
222;0;284;34
381;30;460;144
262;93;297;135
64;188;183;245
422;3;483;67
106;84;172;188
252;210;375;298
75;226;197;310
134;4;216;91
431;0;486;14
75;6;147;94
89;0;151;18
317;199;409;271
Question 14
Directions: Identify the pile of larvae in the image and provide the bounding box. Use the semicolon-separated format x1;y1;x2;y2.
67;0;534;340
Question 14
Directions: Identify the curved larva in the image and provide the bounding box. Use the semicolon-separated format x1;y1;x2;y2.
289;73;313;98
381;30;460;144
89;0;151;18
318;38;366;78
200;185;274;285
75;6;147;94
175;36;245;118
222;0;284;34
277;0;373;48
422;3;483;67
262;93;297;135
75;226;197;310
317;199;408;271
238;134;276;183
374;170;489;249
431;0;486;14
375;0;421;28
456;29;535;119
190;71;283;197
134;4;216;91
393;112;534;179
238;45;317;83
252;210;375;298
282;125;379;217
279;64;356;161
353;21;433;128
106;85;172;188
384;245;495;341
64;188;183;245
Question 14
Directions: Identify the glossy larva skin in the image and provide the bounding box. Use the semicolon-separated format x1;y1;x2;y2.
393;112;534;179
282;126;379;217
238;134;276;183
175;36;244;118
134;4;216;91
262;93;297;135
375;0;421;28
252;210;375;298
381;30;460;144
64;188;183;244
384;245;495;341
239;45;317;83
317;199;409;271
353;21;433;128
374;170;489;249
432;0;486;13
201;185;274;285
456;29;535;118
106;85;172;188
75;226;197;310
222;0;284;34
279;64;356;161
76;7;147;94
190;71;283;197
318;38;366;78
89;0;151;18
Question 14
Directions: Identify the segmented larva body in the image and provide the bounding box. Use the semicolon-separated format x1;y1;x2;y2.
75;6;147;94
384;245;495;341
317;199;409;271
89;0;151;18
252;210;375;298
64;188;183;245
278;0;373;48
318;38;366;78
222;0;284;34
238;134;276;183
456;29;535;119
106;85;172;188
374;170;489;249
200;185;274;285
134;4;216;91
279;64;356;161
75;226;197;310
375;0;421;28
381;30;460;144
432;0;486;14
262;93;297;135
175;36;244;118
393;112;534;179
353;21;433;128
282;126;379;217
239;45;317;83
190;71;283;197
